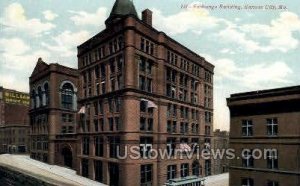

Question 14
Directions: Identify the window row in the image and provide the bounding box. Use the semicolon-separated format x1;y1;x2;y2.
167;50;202;78
31;82;49;109
82;136;120;158
31;136;48;151
241;149;278;169
241;178;279;186
140;37;155;56
242;118;278;136
167;104;200;120
81;36;124;67
166;121;199;134
81;117;120;133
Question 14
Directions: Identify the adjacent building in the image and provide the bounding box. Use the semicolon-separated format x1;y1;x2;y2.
0;86;30;153
76;0;214;185
212;129;229;175
227;86;300;186
29;58;79;168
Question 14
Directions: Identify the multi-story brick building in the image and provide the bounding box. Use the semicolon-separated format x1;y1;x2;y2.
227;86;300;186
0;86;30;153
212;129;229;175
76;0;214;185
29;58;79;168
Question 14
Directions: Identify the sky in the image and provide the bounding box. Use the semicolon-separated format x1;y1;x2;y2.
0;0;300;131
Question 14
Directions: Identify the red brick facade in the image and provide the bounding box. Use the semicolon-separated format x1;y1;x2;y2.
76;1;214;185
0;87;30;153
29;59;79;169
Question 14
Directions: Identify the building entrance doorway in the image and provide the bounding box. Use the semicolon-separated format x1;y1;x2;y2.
62;147;72;168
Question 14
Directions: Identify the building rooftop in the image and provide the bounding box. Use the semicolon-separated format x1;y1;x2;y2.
228;85;300;101
105;0;138;25
0;154;105;186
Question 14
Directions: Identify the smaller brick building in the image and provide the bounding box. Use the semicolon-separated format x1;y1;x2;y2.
29;58;79;169
212;129;229;175
0;86;30;153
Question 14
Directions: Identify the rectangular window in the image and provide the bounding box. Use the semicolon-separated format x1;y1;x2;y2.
145;40;150;53
108;99;114;113
95;137;103;157
167;120;172;133
140;117;146;131
205;160;211;176
82;137;89;155
139;57;146;72
146;60;152;74
180;163;189;177
147;118;153;131
96;83;100;95
172;121;177;133
111;78;115;92
109;136;120;158
99;118;104;131
267;150;278;169
205;126;211;136
110;60;115;74
95;65;100;78
167;138;176;156
242;150;254;167
139;76;146;90
94;160;103;182
242;120;253;136
94;119;99;132
140;100;147;113
150;43;154;55
81;159;89;178
139;76;152;92
101;81;106;94
100;64;106;77
141;164;152;186
267;181;279;186
140;137;153;158
205;111;212;123
140;38;145;51
117;55;123;72
115;117;120;131
109;118;114;131
167;165;176;180
98;100;103;114
267;118;278;136
241;178;254;186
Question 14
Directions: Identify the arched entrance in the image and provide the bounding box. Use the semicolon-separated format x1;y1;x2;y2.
61;147;73;168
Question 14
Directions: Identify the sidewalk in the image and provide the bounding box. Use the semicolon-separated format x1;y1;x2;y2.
205;173;229;186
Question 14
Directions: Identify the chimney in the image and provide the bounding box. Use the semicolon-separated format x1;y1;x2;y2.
142;9;152;26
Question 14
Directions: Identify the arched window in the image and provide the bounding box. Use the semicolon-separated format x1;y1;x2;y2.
61;83;74;110
44;83;49;106
192;161;200;176
38;87;43;107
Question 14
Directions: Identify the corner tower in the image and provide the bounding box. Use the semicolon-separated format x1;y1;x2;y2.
105;0;138;26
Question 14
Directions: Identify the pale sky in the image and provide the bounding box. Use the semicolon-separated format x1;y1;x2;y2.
1;0;300;131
